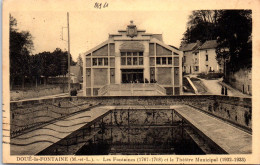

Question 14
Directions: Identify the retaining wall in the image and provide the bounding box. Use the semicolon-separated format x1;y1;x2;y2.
10;95;252;137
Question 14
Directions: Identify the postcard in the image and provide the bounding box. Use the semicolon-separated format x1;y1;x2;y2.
2;0;260;164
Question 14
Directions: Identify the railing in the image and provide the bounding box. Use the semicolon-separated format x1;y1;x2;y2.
98;85;109;96
98;83;166;96
154;84;167;94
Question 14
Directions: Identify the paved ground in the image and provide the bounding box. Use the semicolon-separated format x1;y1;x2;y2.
188;75;250;97
171;105;252;154
199;78;234;96
219;81;251;98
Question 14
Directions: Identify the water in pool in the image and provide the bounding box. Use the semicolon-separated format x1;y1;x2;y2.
76;109;205;155
38;109;208;155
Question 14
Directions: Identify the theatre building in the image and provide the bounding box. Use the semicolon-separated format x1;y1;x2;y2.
82;21;182;96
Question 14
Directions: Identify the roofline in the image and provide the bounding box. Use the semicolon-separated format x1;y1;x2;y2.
198;40;218;50
199;47;217;50
180;43;198;51
109;34;123;36
169;45;179;50
150;38;180;54
82;40;109;56
118;29;146;32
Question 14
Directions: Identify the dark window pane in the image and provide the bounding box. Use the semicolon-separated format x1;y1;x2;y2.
133;52;137;56
195;66;199;71
121;57;126;65
127;52;132;56
98;58;103;65
104;58;108;65
139;52;143;56
93;58;97;66
127;57;132;65
195;58;198;64
133;57;138;65
139;57;143;65
121;52;126;56
168;57;172;64
156;57;161;65
162;57;167;65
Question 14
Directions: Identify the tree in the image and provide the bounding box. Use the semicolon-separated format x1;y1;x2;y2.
10;15;34;89
182;10;219;44
77;54;83;67
76;54;83;82
215;10;252;73
30;54;42;87
181;10;252;76
32;48;76;85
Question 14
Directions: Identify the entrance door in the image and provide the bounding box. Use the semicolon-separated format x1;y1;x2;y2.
121;69;144;83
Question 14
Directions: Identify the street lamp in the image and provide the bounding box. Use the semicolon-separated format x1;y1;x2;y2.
221;48;230;81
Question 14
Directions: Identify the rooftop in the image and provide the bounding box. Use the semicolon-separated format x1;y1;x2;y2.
199;40;218;50
179;42;198;51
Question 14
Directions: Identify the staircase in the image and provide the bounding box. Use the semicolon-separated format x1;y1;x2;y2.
98;83;166;96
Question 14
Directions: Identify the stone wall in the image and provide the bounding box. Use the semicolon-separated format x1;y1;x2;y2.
184;96;252;129
101;109;182;126
10;95;252;137
75;95;251;130
226;68;252;95
10;86;65;101
10;97;99;137
10;84;80;101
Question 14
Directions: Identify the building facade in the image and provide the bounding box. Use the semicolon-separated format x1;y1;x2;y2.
181;40;223;74
82;21;182;96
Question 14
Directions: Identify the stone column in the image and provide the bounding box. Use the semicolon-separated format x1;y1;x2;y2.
114;42;122;84
143;42;150;82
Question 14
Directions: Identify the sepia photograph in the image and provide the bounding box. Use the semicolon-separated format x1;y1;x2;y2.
2;0;260;164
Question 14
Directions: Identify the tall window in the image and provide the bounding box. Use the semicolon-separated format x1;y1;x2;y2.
93;58;97;66
98;58;103;65
194;58;198;64
168;57;172;64
156;57;173;65
92;58;108;66
156;57;161;65
206;55;208;61
162;57;167;65
121;52;143;66
104;58;108;65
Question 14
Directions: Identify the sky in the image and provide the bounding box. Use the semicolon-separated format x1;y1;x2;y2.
11;10;191;61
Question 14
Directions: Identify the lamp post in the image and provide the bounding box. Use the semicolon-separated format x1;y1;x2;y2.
223;49;230;82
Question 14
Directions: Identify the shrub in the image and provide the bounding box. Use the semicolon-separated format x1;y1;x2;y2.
197;73;224;80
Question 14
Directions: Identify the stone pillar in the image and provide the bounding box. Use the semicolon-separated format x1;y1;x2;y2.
143;42;150;82
114;42;121;84
82;53;86;96
143;52;150;82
